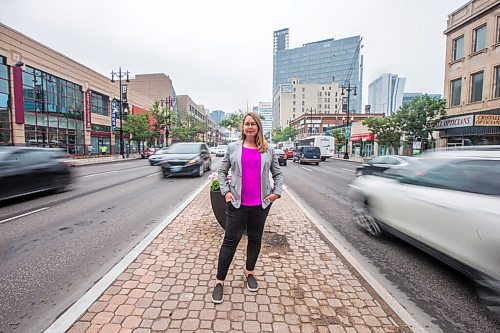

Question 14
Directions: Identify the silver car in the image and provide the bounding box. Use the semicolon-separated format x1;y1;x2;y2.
148;148;170;165
348;146;500;313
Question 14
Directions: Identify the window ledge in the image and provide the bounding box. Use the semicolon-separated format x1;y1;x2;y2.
469;48;487;58
449;57;465;65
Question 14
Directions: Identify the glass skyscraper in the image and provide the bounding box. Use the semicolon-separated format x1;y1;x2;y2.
273;31;362;114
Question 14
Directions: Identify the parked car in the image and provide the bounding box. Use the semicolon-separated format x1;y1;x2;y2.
293;146;321;165
210;147;217;155
275;148;287;166
148;148;170;165
285;147;295;159
215;145;228;157
141;147;157;159
0;147;73;202
160;142;212;177
348;147;500;312
354;155;425;177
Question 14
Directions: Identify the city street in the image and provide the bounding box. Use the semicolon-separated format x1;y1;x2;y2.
1;157;499;333
0;159;220;333
282;158;500;333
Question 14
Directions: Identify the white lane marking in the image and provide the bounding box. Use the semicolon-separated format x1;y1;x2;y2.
0;207;50;224
146;172;162;178
83;170;130;178
44;179;211;333
302;167;313;172
341;168;355;173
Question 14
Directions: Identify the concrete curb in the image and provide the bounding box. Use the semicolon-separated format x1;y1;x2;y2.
286;187;427;333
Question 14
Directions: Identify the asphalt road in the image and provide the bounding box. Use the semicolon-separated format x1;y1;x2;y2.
281;157;500;333
0;158;220;333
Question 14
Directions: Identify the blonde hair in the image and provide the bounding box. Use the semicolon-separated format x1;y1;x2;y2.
241;112;268;153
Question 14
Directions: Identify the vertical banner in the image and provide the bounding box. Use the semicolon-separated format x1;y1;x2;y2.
342;97;348;112
12;66;25;124
111;99;117;130
85;90;92;129
122;84;128;102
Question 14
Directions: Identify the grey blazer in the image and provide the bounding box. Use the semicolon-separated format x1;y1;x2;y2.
218;140;283;209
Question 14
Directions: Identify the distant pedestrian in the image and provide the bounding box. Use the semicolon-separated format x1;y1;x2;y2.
100;145;107;155
126;144;130;158
88;145;93;156
212;112;283;304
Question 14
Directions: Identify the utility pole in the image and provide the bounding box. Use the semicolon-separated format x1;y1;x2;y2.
111;68;130;158
341;82;357;159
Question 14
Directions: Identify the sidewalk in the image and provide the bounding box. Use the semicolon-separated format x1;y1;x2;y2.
64;186;411;333
70;154;142;167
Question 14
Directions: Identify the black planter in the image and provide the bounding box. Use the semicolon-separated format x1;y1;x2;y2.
210;190;226;230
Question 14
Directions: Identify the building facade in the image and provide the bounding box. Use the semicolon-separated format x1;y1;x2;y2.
0;23;153;155
440;0;500;147
402;93;442;105
209;110;225;124
272;31;363;121
175;95;219;145
273;78;343;129
254;102;272;139
368;73;406;116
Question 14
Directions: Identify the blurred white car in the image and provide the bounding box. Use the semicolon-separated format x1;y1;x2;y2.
210;147;217;154
349;146;500;311
215;145;228;157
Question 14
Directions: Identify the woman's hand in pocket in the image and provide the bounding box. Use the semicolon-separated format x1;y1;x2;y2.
225;192;235;203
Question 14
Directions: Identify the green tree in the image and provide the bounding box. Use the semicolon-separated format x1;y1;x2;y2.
394;95;447;147
151;100;174;147
171;113;206;142
363;116;403;154
329;129;346;157
122;113;155;152
272;126;298;143
219;112;243;139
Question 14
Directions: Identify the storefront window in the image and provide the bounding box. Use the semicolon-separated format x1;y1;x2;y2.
22;66;84;154
91;92;110;116
0;56;11;145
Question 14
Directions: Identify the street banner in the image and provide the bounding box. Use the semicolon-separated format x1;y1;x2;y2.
85;90;92;129
122;85;128;102
111;99;117;130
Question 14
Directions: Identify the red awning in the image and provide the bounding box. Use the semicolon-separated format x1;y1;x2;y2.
349;133;375;142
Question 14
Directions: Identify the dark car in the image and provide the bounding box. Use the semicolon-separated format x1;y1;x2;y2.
275;148;287;166
160;142;212;177
0;147;73;202
355;155;425;177
293;146;321;165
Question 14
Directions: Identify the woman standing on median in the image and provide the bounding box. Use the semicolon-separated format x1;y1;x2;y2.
212;112;283;304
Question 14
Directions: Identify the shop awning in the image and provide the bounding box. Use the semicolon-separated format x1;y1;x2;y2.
349;133;375;142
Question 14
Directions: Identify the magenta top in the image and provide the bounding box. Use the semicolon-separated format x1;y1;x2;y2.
241;146;261;206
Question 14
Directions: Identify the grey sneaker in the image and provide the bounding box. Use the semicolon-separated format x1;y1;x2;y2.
246;274;258;292
212;283;224;304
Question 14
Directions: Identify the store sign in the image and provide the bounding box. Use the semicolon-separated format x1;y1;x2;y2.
435;115;473;129
111;99;117;130
85;90;92;129
475;114;500;126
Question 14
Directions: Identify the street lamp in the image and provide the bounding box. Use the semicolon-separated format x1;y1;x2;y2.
111;68;130;158
341;83;357;159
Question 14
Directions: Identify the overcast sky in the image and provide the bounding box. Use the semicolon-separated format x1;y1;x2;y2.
2;0;466;113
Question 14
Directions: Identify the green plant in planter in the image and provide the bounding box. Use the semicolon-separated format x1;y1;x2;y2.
209;173;220;192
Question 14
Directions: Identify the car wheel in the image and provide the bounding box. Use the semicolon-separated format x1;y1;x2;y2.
475;279;500;316
206;162;211;171
315;162;320;166
198;164;204;177
354;199;382;237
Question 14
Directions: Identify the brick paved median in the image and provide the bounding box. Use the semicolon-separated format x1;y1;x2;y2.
68;187;410;333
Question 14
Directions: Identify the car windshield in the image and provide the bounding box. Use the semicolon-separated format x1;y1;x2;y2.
275;149;285;154
217;145;228;149
154;148;170;155
167;144;202;154
303;147;320;153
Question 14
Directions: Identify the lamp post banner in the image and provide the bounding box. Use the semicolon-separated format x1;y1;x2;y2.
85;90;92;129
111;99;117;130
122;85;128;102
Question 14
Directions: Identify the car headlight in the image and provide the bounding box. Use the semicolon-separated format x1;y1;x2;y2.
187;158;199;165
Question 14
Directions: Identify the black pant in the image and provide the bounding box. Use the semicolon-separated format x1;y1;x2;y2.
216;203;271;281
